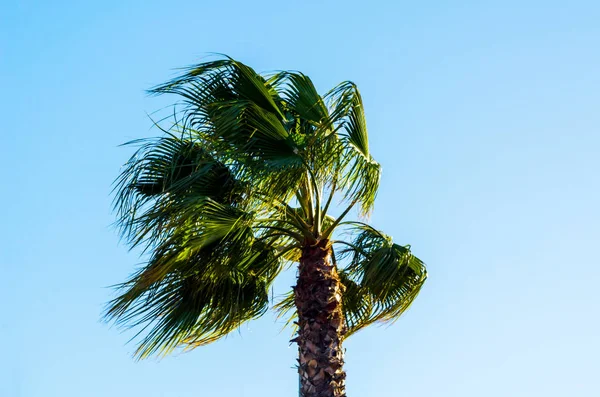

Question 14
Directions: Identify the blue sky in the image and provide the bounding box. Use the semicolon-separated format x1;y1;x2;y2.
2;1;599;396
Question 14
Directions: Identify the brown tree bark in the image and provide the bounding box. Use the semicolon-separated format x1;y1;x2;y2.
294;239;347;397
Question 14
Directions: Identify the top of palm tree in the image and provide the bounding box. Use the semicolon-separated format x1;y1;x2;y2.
106;56;427;359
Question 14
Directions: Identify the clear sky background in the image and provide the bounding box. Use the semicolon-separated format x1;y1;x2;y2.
2;1;599;396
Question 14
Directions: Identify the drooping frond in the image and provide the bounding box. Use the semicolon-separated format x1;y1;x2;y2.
107;241;279;358
107;195;292;358
324;82;381;214
335;223;427;335
113;134;242;248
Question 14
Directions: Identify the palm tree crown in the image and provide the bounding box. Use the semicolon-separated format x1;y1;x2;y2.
107;56;427;360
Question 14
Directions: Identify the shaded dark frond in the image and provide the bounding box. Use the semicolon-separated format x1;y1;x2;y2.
113;136;243;246
205;99;301;166
334;224;427;335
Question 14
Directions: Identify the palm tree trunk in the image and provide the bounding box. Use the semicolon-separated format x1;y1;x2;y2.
294;239;347;397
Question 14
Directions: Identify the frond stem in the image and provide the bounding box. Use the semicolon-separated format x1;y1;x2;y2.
254;225;304;243
304;164;322;236
253;192;313;233
321;199;358;239
320;177;338;224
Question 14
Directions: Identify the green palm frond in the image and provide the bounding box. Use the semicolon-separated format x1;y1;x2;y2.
325;82;381;214
108;245;278;359
326;82;369;157
150;58;284;119
269;71;330;126
114;135;242;246
335;223;427;335
107;199;287;358
150;59;306;202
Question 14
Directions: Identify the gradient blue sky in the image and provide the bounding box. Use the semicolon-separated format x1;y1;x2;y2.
2;1;599;396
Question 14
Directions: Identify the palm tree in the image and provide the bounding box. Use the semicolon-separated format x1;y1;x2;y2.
106;56;427;397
